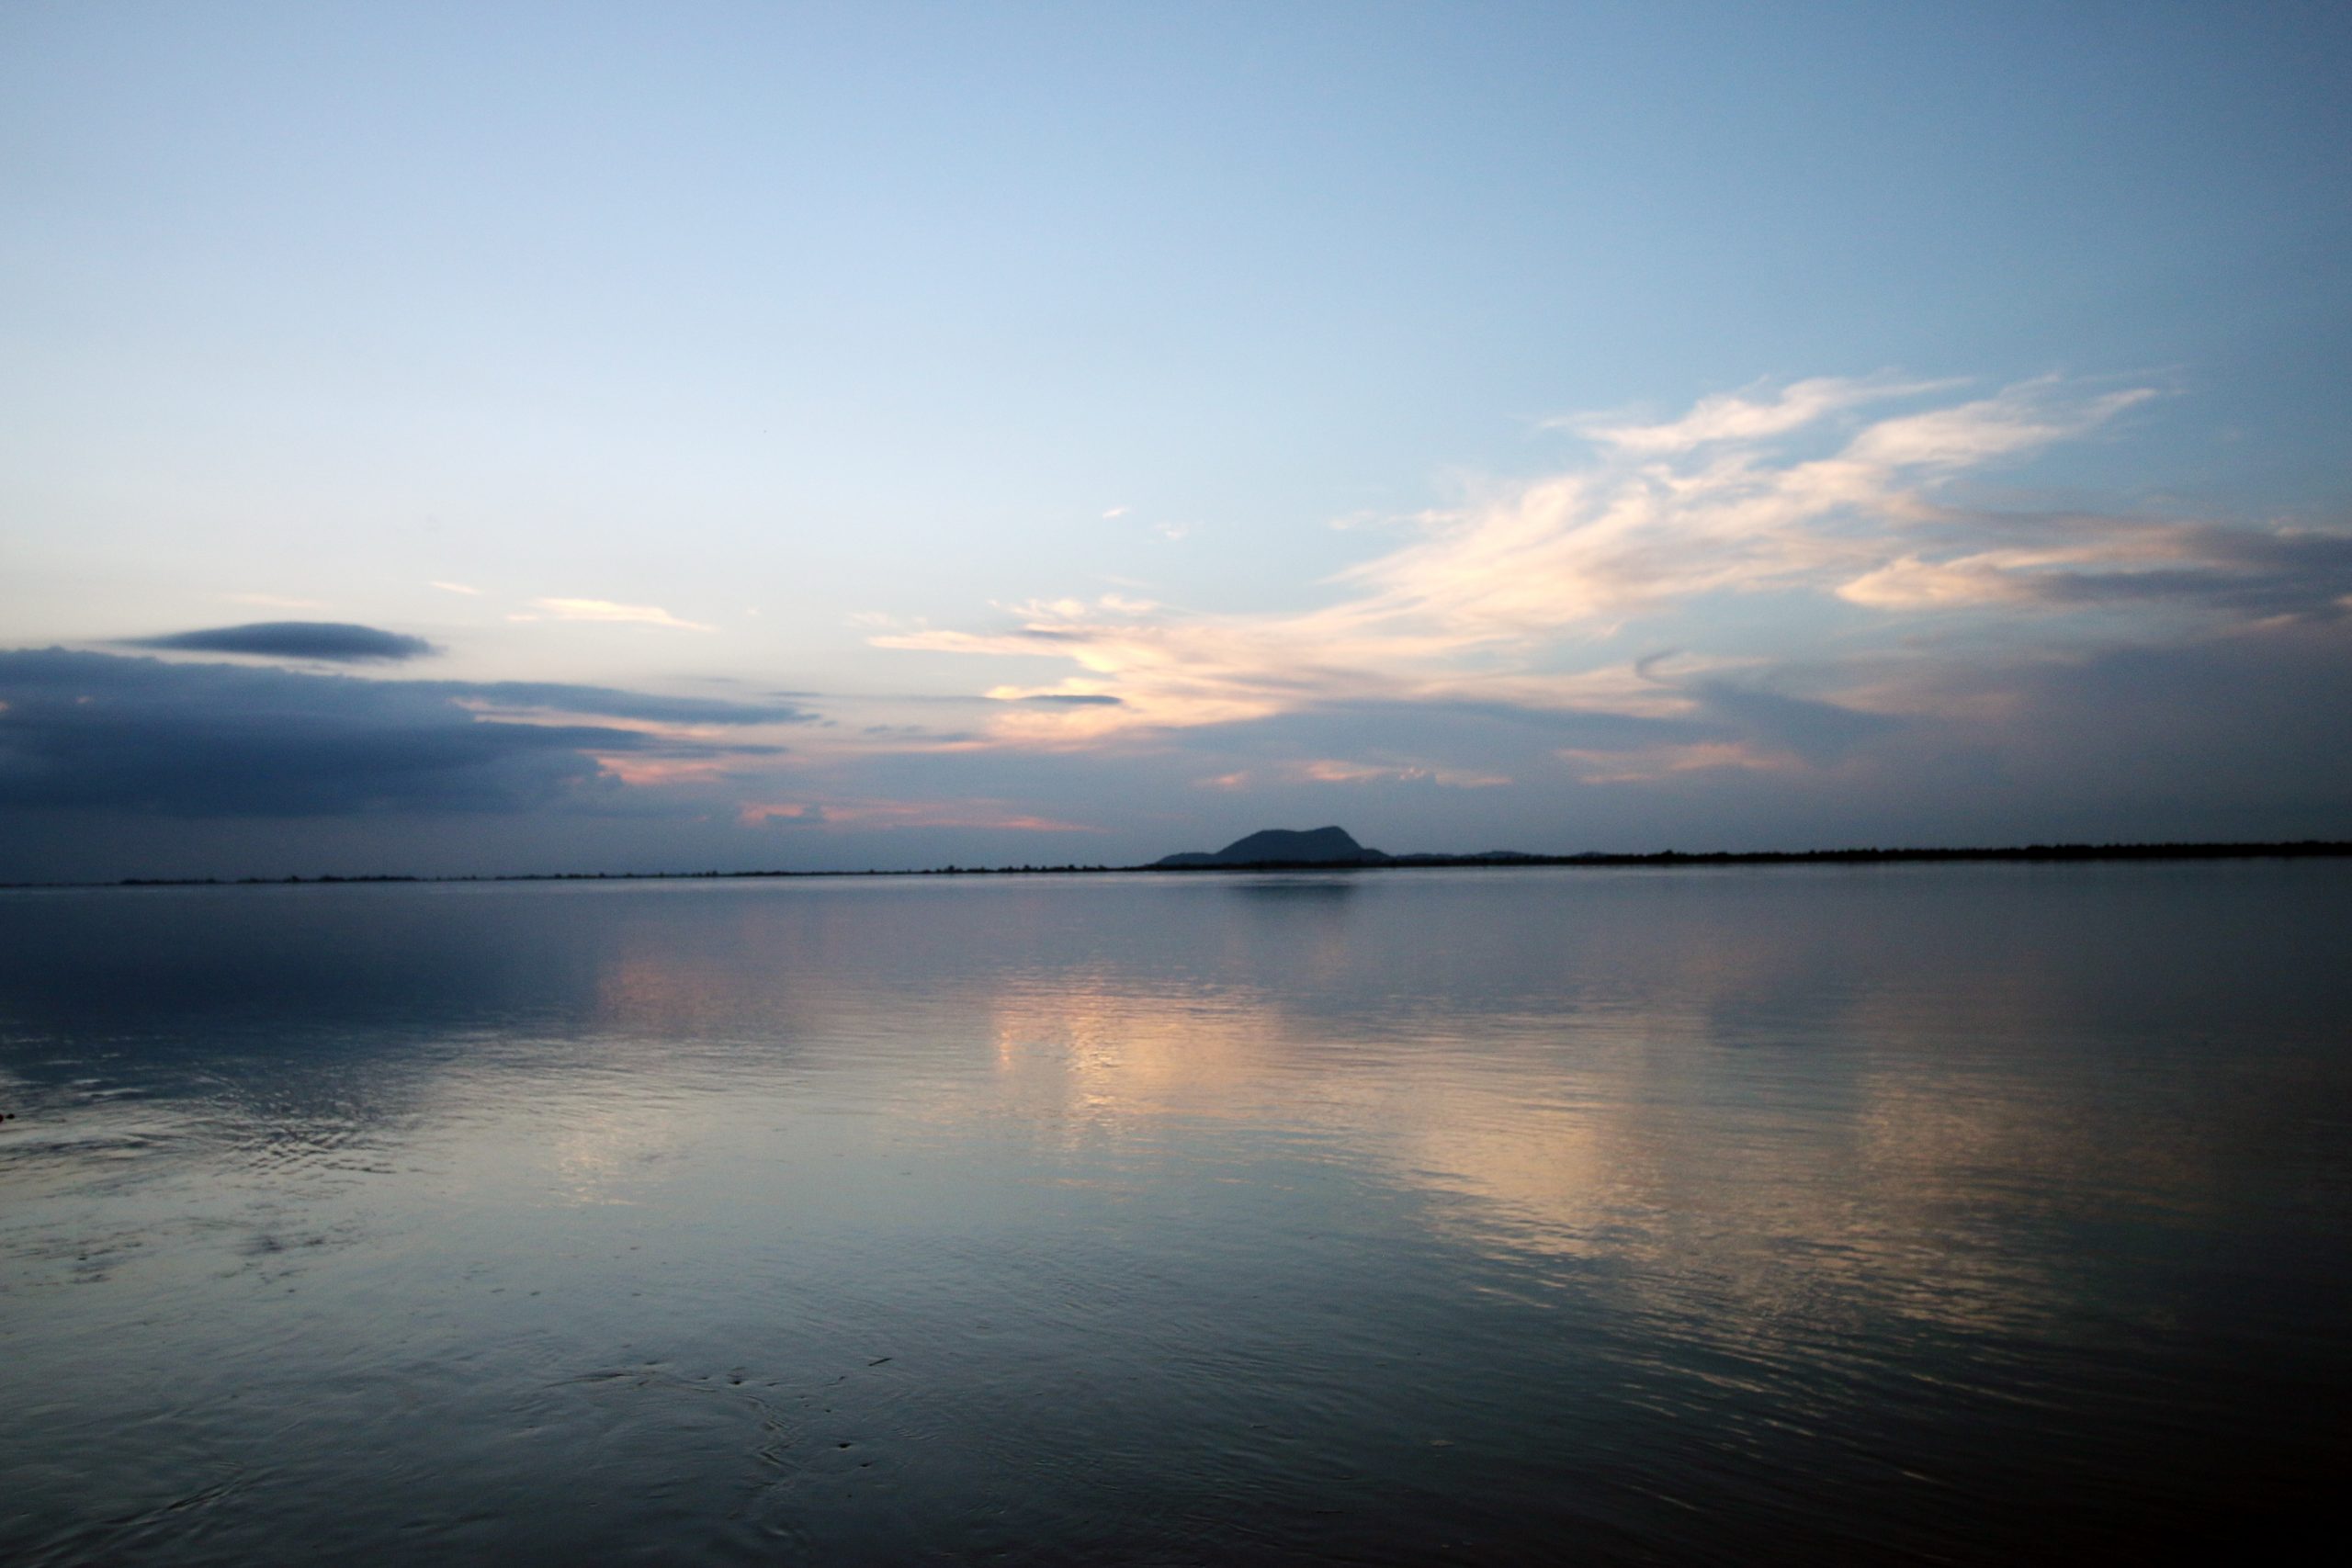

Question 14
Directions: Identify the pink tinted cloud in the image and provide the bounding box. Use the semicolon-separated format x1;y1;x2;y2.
877;375;2315;752
737;798;1102;832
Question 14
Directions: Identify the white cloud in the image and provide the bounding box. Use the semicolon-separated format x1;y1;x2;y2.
1842;381;2155;471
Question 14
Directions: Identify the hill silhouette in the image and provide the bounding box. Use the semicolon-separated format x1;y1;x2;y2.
1153;826;1393;868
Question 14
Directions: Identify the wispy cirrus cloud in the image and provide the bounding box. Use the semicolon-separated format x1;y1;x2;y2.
874;375;2351;752
1560;373;1961;454
1331;375;2165;638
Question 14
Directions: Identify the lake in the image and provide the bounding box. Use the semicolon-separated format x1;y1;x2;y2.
3;862;2347;1563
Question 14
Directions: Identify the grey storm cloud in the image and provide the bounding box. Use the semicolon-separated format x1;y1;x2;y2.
0;649;804;818
1913;617;2352;801
2020;527;2352;618
125;621;442;662
1687;683;1903;764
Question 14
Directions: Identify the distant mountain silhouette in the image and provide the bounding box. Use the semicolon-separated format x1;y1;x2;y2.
1153;826;1393;868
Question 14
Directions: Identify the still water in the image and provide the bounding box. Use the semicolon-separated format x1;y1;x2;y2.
3;863;2347;1563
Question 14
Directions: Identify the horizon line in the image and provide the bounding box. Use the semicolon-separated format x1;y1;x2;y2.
6;838;2351;892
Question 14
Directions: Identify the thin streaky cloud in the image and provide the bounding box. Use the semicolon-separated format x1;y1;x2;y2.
1297;760;1513;788
429;581;482;596
737;797;1102;832
516;599;715;632
1566;374;1962;455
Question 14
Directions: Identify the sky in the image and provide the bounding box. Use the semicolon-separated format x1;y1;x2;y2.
3;1;2348;880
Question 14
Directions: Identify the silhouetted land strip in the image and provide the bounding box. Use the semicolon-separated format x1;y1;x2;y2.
1139;840;2352;872
3;838;2346;890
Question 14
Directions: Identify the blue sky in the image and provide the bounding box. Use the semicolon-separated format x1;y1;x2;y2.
4;2;2347;878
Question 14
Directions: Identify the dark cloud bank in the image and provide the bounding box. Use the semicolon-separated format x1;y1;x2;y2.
0;649;807;821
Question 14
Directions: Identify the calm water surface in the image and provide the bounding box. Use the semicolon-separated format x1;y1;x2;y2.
3;863;2348;1563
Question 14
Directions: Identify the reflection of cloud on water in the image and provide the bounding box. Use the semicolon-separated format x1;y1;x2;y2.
960;944;2228;1343
8;873;2278;1348
401;1057;701;1212
544;1100;683;1206
983;978;1275;1144
1380;1068;1627;1262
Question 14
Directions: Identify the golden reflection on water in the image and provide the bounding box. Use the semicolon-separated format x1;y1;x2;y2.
951;923;2219;1339
30;872;2267;1341
322;871;2260;1359
985;979;1281;1131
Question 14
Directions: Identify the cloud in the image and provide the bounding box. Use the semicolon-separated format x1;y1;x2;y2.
1566;374;1960;455
1836;523;2352;616
738;796;1100;832
515;598;713;631
0;649;798;818
125;622;440;663
1296;759;1512;788
425;682;814;728
1894;618;2352;801
1328;377;2171;638
876;376;2349;755
1686;682;1903;765
1555;740;1787;785
429;581;481;596
986;690;1126;707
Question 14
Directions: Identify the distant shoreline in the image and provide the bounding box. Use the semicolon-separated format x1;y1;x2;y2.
5;838;2350;891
